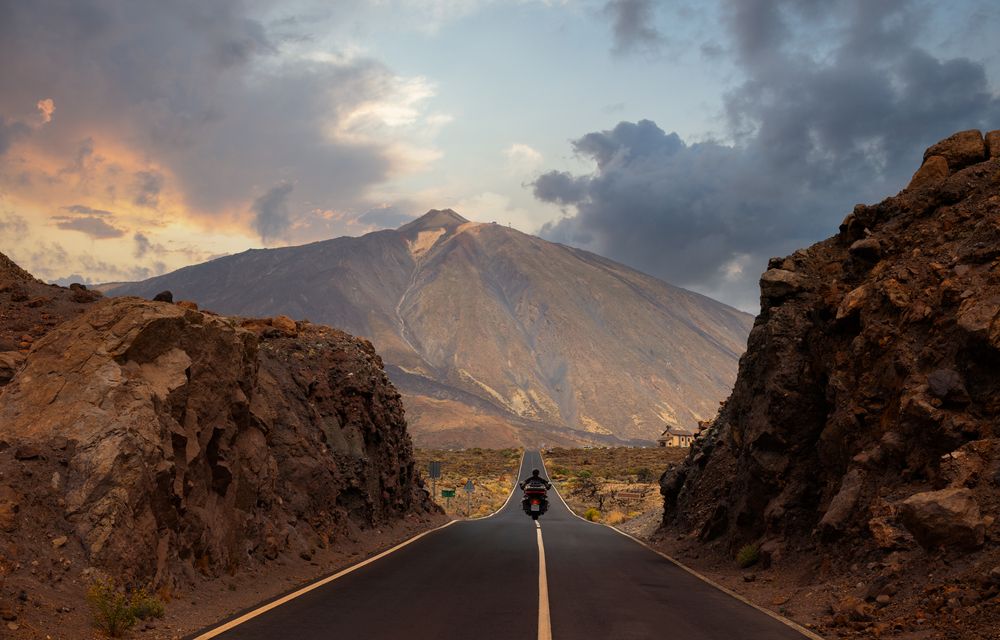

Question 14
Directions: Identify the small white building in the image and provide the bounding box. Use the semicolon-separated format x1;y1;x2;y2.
657;426;695;448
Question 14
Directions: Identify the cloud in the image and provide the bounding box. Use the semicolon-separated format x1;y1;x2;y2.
134;232;152;258
53;215;126;239
0;1;449;245
357;205;415;229
535;1;1000;311
0;116;29;156
36;98;55;124
251;181;294;243
63;204;114;216
132;170;164;208
504;143;544;173
0;212;28;237
603;0;663;56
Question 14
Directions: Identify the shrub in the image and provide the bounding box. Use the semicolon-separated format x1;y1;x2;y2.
87;580;166;637
634;467;654;483
583;508;601;522
87;579;136;638
736;543;760;568
130;588;165;621
604;510;627;525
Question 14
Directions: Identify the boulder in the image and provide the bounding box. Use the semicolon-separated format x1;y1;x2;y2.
986;130;1000;160
152;290;173;303
176;300;199;311
760;269;806;302
923;130;986;171
849;238;882;261
908;155;950;189
899;488;985;550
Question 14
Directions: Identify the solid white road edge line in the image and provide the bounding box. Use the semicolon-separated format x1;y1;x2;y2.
537;453;824;640
536;524;552;640
193;519;459;639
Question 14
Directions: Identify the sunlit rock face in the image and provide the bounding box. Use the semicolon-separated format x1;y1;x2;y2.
0;294;435;587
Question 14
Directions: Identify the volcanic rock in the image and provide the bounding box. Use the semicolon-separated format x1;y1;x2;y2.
759;268;807;301
899;488;985;550
923;129;986;170
987;130;1000;159
152;290;173;303
907;156;951;189
0;295;436;586
661;129;1000;561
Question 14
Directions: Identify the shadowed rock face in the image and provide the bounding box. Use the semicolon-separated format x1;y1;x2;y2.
0;295;435;586
661;129;1000;555
108;209;754;447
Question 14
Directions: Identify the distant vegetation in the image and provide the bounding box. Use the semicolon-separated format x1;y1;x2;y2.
544;447;687;525
413;448;522;517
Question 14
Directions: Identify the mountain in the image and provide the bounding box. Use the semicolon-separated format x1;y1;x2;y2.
660;130;1000;637
108;209;754;447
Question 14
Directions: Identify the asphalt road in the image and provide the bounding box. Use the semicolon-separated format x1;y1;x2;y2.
198;451;813;640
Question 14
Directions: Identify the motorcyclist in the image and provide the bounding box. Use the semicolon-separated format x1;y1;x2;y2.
519;468;551;491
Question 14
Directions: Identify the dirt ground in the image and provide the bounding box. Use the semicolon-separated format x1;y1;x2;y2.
413;448;522;518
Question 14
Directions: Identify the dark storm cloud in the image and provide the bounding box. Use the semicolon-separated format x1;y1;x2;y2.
53;216;126;239
537;0;1000;310
603;0;664;56
251;182;294;242
0;1;404;233
132;171;164;208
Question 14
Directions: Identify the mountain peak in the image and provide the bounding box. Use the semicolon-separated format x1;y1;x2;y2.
398;209;469;235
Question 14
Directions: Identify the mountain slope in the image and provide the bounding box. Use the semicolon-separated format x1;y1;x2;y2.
109;209;754;447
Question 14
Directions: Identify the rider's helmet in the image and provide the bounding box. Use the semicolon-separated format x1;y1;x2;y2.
532;469;540;477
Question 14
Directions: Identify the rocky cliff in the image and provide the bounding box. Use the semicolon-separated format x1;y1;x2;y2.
660;130;1000;634
0;285;437;593
107;210;753;448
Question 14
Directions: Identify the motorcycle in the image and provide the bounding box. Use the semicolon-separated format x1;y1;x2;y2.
521;483;549;520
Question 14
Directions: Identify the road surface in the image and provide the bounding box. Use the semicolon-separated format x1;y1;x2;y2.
197;451;813;640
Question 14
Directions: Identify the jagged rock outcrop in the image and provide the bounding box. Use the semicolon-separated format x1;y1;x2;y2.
662;129;1000;558
0;295;436;587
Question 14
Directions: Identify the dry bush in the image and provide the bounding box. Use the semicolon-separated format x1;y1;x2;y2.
604;510;627;525
87;579;166;638
584;507;601;522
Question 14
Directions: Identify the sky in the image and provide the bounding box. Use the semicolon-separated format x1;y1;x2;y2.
1;0;998;310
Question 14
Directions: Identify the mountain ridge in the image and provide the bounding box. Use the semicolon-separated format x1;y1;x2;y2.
108;210;754;447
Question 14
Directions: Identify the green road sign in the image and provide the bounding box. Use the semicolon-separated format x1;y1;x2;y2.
441;489;456;498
